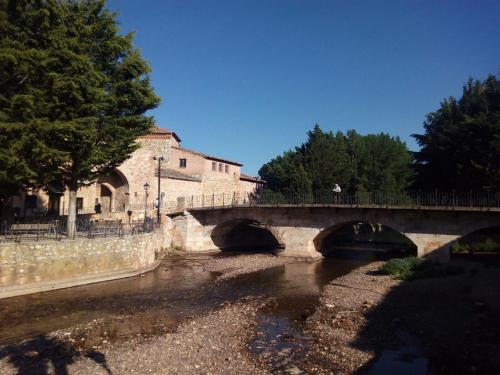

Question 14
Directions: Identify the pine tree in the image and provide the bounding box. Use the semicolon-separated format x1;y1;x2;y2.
300;125;351;192
0;0;160;236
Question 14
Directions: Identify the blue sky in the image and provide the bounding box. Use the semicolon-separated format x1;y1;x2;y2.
108;0;500;175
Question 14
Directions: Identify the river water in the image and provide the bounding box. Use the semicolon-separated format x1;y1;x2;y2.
0;254;364;345
0;252;427;373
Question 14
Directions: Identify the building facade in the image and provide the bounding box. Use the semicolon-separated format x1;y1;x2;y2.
2;127;262;220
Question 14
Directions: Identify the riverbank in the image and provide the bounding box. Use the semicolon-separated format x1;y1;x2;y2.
0;299;269;375
1;255;499;374
297;260;500;374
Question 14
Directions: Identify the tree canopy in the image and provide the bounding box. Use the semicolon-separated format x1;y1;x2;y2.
259;125;413;194
413;75;500;191
0;0;160;233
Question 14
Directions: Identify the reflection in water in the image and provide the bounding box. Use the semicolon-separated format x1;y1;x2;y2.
0;254;367;347
0;251;432;373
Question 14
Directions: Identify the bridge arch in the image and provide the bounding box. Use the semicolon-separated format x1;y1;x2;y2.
313;221;417;258
210;219;285;253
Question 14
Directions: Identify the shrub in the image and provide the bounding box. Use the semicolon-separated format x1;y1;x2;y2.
451;242;471;253
379;257;464;280
452;238;500;254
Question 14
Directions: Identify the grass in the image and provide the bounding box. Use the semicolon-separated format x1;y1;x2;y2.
451;238;500;254
379;257;464;280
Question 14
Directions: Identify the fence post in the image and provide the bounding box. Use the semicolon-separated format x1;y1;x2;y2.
212;193;215;209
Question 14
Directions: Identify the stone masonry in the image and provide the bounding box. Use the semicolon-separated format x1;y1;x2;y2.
0;225;171;299
4;127;262;220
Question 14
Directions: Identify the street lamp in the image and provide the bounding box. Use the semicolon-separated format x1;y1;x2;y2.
143;182;150;223
153;155;165;223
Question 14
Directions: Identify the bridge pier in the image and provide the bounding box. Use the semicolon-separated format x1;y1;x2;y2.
171;212;217;252
276;227;322;259
404;233;459;262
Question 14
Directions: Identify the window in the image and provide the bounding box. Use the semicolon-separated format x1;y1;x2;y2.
218;163;223;172
76;198;84;213
179;158;187;168
225;165;229;173
212;162;217;171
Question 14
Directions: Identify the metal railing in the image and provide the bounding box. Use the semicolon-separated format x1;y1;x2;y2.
0;220;63;242
0;217;161;242
72;217;160;238
180;190;500;211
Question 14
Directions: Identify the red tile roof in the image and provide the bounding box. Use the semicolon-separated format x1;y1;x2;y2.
156;168;202;182
140;126;181;142
172;146;243;166
240;173;262;183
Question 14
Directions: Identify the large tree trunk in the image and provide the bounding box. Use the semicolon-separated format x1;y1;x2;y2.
67;189;77;239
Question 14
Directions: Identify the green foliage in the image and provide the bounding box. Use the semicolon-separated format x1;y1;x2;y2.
413;75;500;190
259;125;413;194
452;238;500;254
0;0;160;193
379;257;464;280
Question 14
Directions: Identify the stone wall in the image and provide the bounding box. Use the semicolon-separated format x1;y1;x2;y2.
0;225;172;299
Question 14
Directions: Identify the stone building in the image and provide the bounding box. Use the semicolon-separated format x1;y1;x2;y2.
3;127;262;220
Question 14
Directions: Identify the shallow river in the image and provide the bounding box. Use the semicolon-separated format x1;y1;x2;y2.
0;253;427;373
0;253;364;344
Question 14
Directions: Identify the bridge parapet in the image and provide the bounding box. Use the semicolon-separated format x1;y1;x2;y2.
166;191;500;215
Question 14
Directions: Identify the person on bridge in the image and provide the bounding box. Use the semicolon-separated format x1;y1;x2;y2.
332;184;341;203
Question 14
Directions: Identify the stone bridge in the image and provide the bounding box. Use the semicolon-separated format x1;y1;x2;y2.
171;206;500;261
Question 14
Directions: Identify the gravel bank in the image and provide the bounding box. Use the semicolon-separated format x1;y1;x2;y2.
297;260;500;374
0;299;270;375
202;253;294;280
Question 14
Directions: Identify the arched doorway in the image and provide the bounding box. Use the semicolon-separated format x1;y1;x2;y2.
100;184;113;212
210;219;284;252
314;221;417;259
96;169;129;212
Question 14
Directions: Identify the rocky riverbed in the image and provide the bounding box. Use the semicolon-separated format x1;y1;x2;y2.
294;260;500;374
1;255;499;374
201;253;294;280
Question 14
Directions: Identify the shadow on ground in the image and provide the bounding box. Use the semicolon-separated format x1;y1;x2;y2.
0;335;111;375
353;260;500;374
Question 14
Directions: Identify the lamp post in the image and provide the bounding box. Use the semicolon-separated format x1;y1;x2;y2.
143;182;150;224
153;155;165;223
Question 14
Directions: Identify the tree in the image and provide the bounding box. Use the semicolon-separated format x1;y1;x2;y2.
259;125;413;195
360;133;413;193
299;125;351;192
259;151;312;195
413;75;500;190
0;0;160;236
